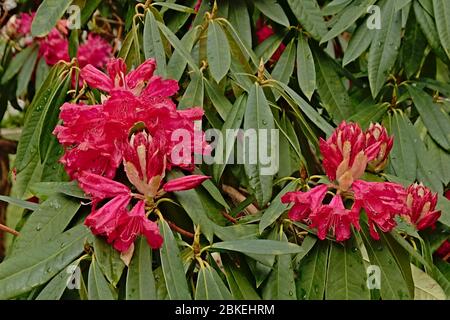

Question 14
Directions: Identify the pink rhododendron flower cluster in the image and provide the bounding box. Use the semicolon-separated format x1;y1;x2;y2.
3;12;112;69
54;58;210;253
282;121;441;242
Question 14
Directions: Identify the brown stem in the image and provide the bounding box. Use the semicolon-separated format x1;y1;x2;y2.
0;224;19;237
221;211;237;224
222;184;258;215
0;138;18;155
166;220;194;239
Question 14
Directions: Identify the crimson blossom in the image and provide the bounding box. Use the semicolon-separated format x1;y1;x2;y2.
54;58;210;253
282;121;441;242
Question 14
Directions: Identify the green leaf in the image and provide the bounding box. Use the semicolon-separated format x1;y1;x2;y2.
296;35;316;100
143;9;167;76
14;64;69;172
16;47;39;96
31;0;73;37
35;267;70;300
348;103;389;129
259;181;297;234
437;196;450;228
314;50;353;123
157;21;199;73
0;225;89;299
35;58;50;92
11;193;81;255
166;171;216;242
261;233;297;300
296;240;329;300
178;71;204;109
195;265;233;300
433;0;450;60
287;0;328;41
276;113;302;178
255;32;286;64
152;2;196;13
402;11;427;78
368;0;402;97
159;219;191;300
207;20;231;83
88;257;116;300
325;238;370;300
228;1;252;49
271;39;296;98
0;195;39;211
408;86;450;150
1;45;36;84
343;21;375;66
211;239;305;255
126;236;157;300
360;226;413;300
388;111;418;181
30;181;89;200
413;1;450;64
412;264;446;300
222;255;261;300
254;0;290;27
167;27;199;81
204;78;233;121
212;94;247;182
93;237;125;287
321;0;377;43
80;0;102;25
243;83;275;207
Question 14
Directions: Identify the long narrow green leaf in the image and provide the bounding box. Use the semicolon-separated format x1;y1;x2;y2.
287;0;327;41
31;0;73;37
207;20;231;83
143;9;166;76
297;35;316;100
88;258;116;300
433;0;450;60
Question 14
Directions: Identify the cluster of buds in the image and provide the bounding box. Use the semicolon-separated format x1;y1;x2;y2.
282;121;441;242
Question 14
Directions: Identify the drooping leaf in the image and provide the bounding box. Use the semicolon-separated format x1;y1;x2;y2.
432;0;450;60
368;0;402;97
93;237;125;287
126;236;157;300
207;20;231;83
296;35;316;100
254;0;290;27
143;9;167;76
88;257;116;300
243;83;275;207
159;220;191;300
287;0;328;41
211;239;305;255
31;0;73;37
195;265;233;300
0;225;90;300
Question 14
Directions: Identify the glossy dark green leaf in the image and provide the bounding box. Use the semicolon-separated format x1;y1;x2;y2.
360;227;413;300
93;237;125;287
259;181;297;233
321;0;377;43
368;0;402;97
195;265;233;300
30;181;89;200
0;195;39;211
402;12;427;78
296;240;329;300
167;27;199;81
228;1;252;49
31;0;73;37
271;39;296;99
254;0;290;27
243;83;275;207
343;21;375;66
296;35;316;100
143;9;166;76
211;239;305;255
287;0;327;41
88;258;116;300
325;238;369;300
11;193;81;255
178;71;204;109
207;20;231;83
408;86;450;150
433;0;450;60
0;225;89;299
126;236;156;300
16;47;39;96
159;220;191;300
222;255;261;300
314;51;353;123
261;233;297;300
1;45;36;84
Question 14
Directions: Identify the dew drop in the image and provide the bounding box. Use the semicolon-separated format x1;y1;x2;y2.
262;120;267;125
36;224;42;231
288;290;293;296
351;247;358;253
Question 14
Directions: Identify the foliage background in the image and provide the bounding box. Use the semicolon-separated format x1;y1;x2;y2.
0;0;449;300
